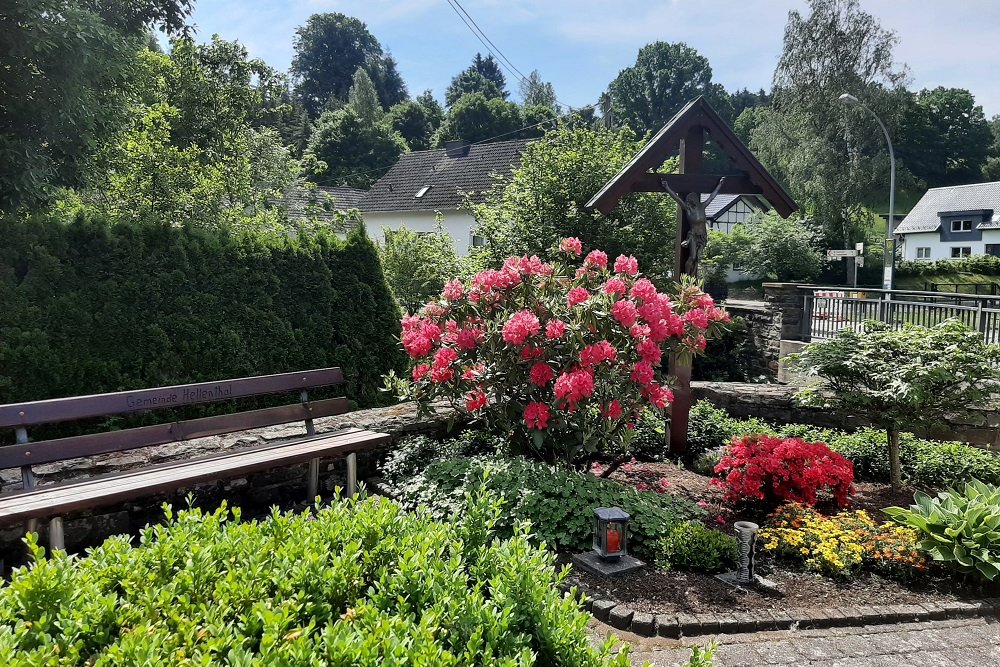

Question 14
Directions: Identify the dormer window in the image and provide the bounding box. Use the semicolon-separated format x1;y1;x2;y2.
415;186;431;198
951;219;973;232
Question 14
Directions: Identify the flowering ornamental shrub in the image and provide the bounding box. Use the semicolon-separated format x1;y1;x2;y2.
397;238;730;461
712;434;855;508
761;503;926;578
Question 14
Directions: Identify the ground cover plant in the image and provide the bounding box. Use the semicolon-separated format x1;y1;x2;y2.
761;503;926;578
384;448;705;560
687;401;1000;489
886;480;1000;582
0;491;636;666
391;238;729;465
712;434;855;508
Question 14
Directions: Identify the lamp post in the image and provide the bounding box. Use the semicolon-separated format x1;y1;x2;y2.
838;93;896;290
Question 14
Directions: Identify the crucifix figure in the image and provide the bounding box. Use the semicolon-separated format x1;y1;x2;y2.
661;176;727;277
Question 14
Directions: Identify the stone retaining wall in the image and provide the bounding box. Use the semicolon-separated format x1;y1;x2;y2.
1;401;456;564
692;381;1000;450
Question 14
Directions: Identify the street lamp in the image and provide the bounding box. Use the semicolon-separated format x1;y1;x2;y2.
838;92;896;290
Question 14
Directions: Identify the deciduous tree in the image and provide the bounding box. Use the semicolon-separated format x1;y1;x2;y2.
605;42;731;136
469;125;677;278
1;0;193;211
520;70;558;111
308;108;405;188
434;93;523;146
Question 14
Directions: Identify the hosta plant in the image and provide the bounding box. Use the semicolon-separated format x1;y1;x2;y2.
712;434;855;508
392;238;729;463
885;480;1000;581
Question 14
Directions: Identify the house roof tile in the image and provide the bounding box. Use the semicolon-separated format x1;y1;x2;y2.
358;139;531;213
895;181;1000;233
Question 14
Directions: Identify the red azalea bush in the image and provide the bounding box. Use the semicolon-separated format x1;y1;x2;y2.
395;238;729;463
712;434;855;508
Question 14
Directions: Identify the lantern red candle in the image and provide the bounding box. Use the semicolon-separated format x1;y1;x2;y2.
606;527;620;553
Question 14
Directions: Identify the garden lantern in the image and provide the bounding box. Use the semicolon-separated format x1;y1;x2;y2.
593;507;629;561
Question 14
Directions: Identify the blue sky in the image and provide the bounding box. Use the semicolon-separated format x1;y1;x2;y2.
182;0;1000;117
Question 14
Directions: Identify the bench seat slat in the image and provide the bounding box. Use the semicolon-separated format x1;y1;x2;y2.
0;428;388;523
0;398;351;470
0;368;345;428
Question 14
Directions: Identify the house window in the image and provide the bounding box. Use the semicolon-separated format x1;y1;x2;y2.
472;235;487;247
414;185;431;198
951;219;972;232
986;244;1000;257
916;247;931;259
951;246;972;258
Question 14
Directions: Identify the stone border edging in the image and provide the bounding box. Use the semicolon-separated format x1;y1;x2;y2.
559;582;1000;638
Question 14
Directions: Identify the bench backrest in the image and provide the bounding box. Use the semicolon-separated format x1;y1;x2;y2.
0;368;349;487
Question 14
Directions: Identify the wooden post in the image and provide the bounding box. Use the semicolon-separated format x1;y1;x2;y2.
668;126;704;456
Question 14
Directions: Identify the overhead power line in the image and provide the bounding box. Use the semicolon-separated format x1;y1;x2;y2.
443;0;593;113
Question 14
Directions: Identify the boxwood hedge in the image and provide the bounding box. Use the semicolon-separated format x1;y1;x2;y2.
0;492;634;666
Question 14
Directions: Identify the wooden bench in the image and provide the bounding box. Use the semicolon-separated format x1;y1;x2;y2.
0;367;388;551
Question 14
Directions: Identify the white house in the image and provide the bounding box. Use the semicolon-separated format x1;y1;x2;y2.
357;139;531;255
703;193;769;232
895;181;1000;261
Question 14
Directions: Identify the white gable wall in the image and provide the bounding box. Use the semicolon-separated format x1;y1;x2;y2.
900;229;1000;261
362;209;477;256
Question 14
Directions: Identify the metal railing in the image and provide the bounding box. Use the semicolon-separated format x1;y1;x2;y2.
800;286;1000;344
924;281;1000;296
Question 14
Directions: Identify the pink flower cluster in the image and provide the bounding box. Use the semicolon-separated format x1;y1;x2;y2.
399;237;730;455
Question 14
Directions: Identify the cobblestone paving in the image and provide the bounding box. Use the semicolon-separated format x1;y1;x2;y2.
589;617;1000;666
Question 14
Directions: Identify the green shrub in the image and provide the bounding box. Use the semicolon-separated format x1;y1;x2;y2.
658;522;739;573
395;456;705;559
379;431;510;491
0;492;633;666
685;400;775;462
688;400;1000;488
629;409;668;461
896;255;1000;278
886;480;1000;581
0;213;404;408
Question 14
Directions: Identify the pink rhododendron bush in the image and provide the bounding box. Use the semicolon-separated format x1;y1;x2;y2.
395;238;730;463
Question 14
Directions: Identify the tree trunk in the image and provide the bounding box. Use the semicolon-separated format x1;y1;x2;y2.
887;428;902;491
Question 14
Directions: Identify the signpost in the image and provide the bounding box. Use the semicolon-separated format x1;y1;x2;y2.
827;245;866;288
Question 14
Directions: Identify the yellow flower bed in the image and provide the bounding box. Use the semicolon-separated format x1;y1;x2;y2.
760;503;926;578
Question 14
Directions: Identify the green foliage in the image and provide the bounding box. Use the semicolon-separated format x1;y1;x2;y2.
896;254;1000;278
658;522;739;573
886;480;1000;581
0;493;633;665
290;12;399;116
346;67;384;128
79;37;315;231
705;213;824;282
1;0;193;211
445;54;508;107
378;222;462;312
520;70;559;111
0;213;404;406
386;100;437;151
897;87;994;187
390;455;705;559
629;410;669;461
605;42;731;136
469;125;677;277
792;320;1000;488
750;0;908;259
688;400;1000;488
379;432;511;492
308;107;406;188
434;93;525;146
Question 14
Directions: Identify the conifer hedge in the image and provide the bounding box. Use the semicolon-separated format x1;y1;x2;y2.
0;214;404;408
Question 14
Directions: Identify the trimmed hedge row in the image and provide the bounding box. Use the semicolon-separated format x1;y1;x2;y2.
896;255;1000;278
688;400;1000;488
0;214;404;410
0;494;633;666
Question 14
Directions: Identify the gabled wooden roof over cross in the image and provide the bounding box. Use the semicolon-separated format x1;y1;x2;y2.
585;96;797;217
